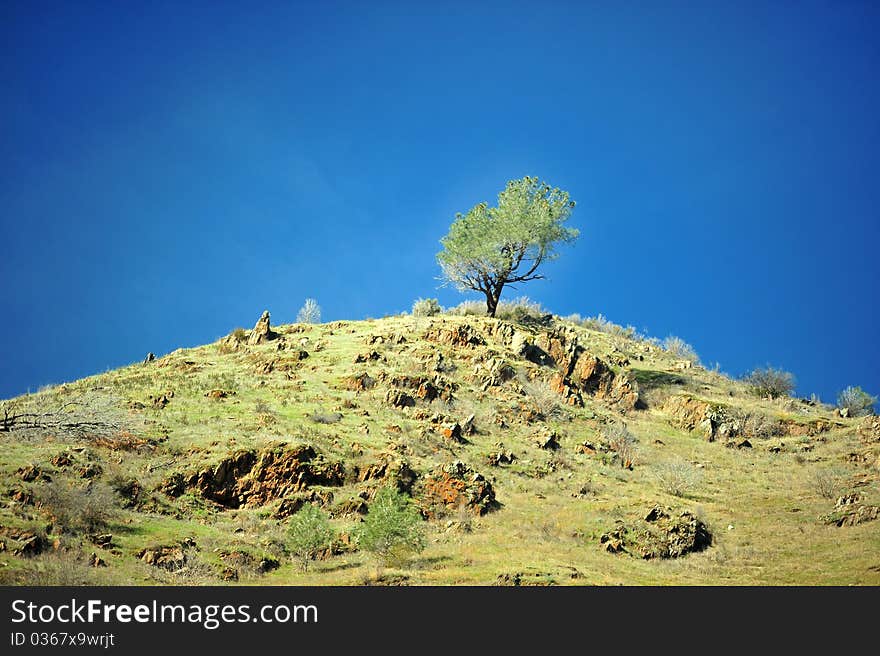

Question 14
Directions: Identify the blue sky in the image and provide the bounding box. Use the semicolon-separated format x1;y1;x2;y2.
1;1;878;407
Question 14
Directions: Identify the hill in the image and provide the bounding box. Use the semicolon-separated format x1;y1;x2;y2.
1;311;878;585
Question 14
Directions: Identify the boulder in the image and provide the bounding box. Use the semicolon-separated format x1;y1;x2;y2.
419;461;499;517
600;505;712;559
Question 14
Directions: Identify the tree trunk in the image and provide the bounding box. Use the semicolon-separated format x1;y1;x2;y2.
484;290;498;317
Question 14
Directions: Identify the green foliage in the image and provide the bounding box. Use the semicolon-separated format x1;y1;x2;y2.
743;367;796;399
356;486;425;567
837;386;877;417
412;298;442;317
437;176;578;316
287;504;335;571
662;336;700;365
296;298;321;324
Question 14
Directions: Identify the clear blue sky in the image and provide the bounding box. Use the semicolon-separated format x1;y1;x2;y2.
2;1;878;407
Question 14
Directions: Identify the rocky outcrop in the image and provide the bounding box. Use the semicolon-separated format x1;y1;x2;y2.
664;396;740;441
424;324;485;348
419;461;499;517
162;444;345;509
600;506;711;559
247;310;276;345
822;493;880;527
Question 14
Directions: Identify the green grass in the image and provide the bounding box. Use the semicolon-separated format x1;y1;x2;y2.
1;314;877;585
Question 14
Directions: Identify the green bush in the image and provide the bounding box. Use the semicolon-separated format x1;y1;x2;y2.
743;366;796;399
412;298;442;317
356;486;425;568
837;386;877;417
287;504;335;571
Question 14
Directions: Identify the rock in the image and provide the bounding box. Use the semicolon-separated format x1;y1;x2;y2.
149;393;172;409
535;430;561;450
13;532;45;557
343;373;375;392
416;381;439;401
16;465;46;482
462;414;476;435
440;422;465;443
424;324;485;348
137;545;187;571
384;389;415;408
838;407;850;419
166;443;345;508
144;352;155;363
50;452;74;468
78;463;103;479
89;533;113;547
419;461;499;517
354;350;383;363
89;552;107;568
247;310;276;345
205;389;235;400
600;506;712;559
487;444;516;466
273;490;334;519
222;567;239;582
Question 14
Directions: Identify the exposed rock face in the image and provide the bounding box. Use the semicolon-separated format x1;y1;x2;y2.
384;389;415;408
664;396;738;442
600;506;712;559
528;327;640;411
424;324;485;348
162;444;345;509
273;490;334;519
535;430;561;450
440;422;465;443
353;457;418;495
822;494;880;527
137;543;191;571
419;461;499;517
472;357;516;390
343;373;375;392
487;444;516;466
247;310;275;345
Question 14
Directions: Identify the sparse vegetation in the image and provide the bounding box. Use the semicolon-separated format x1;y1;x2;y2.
296;298;322;324
36;480;119;534
287;504;336;571
412;298;442;317
655;460;702;497
837;386;877;417
809;466;850;500
603;423;638;469
743;366;796;399
663;336;700;365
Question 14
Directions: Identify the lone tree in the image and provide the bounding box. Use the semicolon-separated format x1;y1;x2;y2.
437;176;578;317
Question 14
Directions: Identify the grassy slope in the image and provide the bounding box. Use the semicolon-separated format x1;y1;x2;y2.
0;314;877;585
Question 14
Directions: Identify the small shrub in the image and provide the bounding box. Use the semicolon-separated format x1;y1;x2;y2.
837;386;877;417
287;504;336;571
296;298;321;324
603;423;638;469
231;327;247;343
519;375;564;420
662;336;700;365
655;460;702;497
36;480;118;534
809;466;849;500
412;298;442;317
444;300;486;317
495;296;546;322
356;486;425;568
310;411;343;425
743;366;796;399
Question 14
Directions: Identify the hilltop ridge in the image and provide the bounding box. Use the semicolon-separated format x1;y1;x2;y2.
1;310;878;585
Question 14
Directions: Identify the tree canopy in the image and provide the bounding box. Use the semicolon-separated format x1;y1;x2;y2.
437;176;578;316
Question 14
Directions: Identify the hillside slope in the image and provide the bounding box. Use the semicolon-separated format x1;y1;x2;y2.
1;312;878;585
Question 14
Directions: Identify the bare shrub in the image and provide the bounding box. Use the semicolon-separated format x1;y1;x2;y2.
663;336;700;365
412;298;442;317
603;423;638;469
809;466;849;500
743;367;796;399
837;386;877;417
443;300;486;317
519;374;564;420
296;298;321;324
0;550;97;585
495;296;547;322
310;411;343;425
655;460;702;497
36;480;119;534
